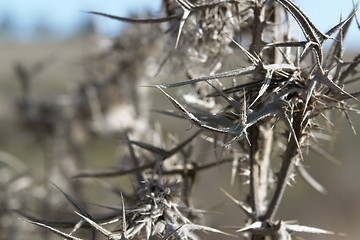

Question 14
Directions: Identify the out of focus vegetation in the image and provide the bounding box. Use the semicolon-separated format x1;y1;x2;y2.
1;1;360;239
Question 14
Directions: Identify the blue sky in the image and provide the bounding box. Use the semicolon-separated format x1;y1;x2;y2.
0;0;162;41
0;0;359;48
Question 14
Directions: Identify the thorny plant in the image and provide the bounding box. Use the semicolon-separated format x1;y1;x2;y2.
7;0;360;239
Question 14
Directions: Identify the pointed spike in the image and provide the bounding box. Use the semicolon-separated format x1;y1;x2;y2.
303;78;317;116
220;188;256;220
156;87;240;134
285;223;334;235
280;111;304;161
325;4;358;37
205;80;242;112
175;10;191;49
167;130;201;156
267;41;307;48
85;11;180;23
182;223;236;237
249;69;274;108
74;211;122;239
149;65;257;89
52;184;92;219
20;218;84;240
120;193;127;234
297;163;327;195
225;34;259;65
230;157;239;186
319;73;360;103
344;109;357;135
129;140;168;157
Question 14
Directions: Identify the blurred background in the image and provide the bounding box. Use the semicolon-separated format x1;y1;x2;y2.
1;0;360;239
0;0;359;44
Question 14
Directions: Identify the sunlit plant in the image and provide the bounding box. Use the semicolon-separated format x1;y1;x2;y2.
12;0;360;239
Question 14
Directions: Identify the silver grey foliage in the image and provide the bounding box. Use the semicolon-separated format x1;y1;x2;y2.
11;0;360;239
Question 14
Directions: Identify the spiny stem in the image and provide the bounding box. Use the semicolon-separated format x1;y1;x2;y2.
249;126;260;215
261;118;301;221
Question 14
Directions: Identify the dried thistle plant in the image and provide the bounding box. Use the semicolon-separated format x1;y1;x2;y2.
10;0;360;239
